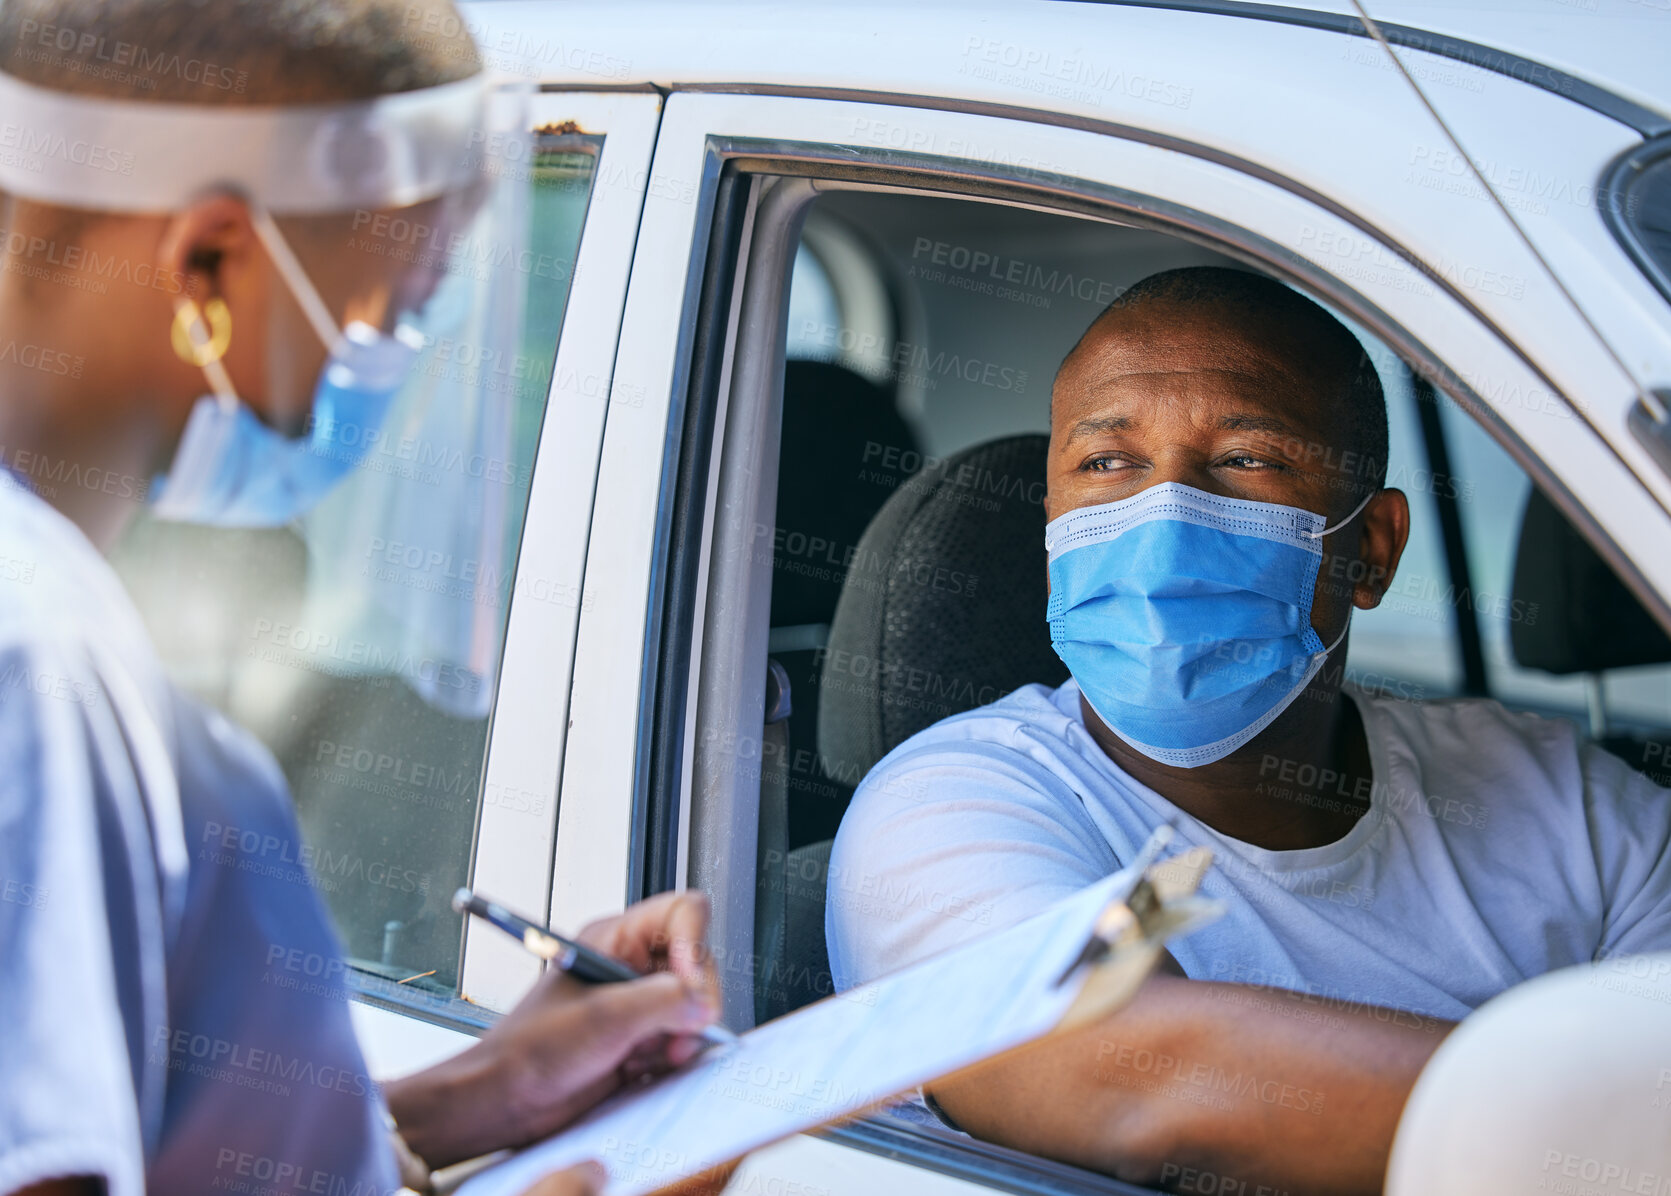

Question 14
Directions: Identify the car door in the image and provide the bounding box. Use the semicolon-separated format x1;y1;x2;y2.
551;40;1671;1191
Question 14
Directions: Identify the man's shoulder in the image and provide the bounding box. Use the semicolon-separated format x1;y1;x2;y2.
870;678;1090;772
1357;686;1581;762
1354;687;1598;831
840;679;1108;826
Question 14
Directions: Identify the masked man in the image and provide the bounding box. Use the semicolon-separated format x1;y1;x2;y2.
827;266;1671;1194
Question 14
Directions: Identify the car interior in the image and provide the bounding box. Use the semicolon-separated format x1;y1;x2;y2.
754;188;1671;1026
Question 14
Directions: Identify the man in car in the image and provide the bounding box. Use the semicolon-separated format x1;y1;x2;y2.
826;266;1671;1195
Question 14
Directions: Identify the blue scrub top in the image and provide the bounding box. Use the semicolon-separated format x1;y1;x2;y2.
0;474;398;1196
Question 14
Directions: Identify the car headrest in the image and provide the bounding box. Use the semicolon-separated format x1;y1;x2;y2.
1509;487;1671;674
771;360;921;629
818;433;1069;780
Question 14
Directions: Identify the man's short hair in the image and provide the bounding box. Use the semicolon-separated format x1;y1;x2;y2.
0;0;480;103
1070;265;1389;494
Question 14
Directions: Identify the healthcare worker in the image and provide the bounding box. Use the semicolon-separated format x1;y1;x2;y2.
0;2;725;1194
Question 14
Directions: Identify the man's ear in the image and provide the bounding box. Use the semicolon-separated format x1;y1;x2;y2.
1353;488;1410;610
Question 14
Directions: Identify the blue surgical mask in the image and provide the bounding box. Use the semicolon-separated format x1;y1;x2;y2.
151;210;424;528
1045;481;1377;768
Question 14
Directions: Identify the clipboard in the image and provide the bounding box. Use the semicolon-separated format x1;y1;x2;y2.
451;829;1223;1196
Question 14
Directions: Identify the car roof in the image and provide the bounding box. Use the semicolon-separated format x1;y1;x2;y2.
470;0;1671;133
1114;0;1671;127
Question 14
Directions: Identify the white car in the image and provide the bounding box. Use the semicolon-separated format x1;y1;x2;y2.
115;1;1671;1191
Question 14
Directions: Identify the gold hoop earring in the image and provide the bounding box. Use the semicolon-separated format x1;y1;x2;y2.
170;296;232;367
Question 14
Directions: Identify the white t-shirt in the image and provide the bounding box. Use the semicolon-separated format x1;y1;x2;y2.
826;679;1671;1022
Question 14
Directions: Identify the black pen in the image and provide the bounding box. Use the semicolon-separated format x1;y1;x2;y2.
452;888;738;1046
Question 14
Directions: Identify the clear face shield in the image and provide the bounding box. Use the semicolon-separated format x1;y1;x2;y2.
0;71;533;718
295;86;534;718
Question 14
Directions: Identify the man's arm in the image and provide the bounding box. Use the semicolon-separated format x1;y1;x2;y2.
931;971;1453;1196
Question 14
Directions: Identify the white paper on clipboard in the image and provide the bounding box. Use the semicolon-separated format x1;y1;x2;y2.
458;860;1218;1196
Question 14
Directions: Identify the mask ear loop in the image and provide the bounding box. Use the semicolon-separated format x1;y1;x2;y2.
1302;486;1380;541
247;206;347;355
1304;487;1382;659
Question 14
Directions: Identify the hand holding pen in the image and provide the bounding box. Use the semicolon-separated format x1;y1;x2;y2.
454;888;738;1048
384;890;732;1171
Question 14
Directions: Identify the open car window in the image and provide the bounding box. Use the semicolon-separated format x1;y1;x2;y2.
748;178;1671;1187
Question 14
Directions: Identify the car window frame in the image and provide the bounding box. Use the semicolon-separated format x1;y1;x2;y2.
336;89;666;1028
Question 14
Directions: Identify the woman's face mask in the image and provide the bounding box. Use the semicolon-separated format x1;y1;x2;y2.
150;211;426;528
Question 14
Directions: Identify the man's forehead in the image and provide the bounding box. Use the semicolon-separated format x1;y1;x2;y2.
1052;308;1343;438
1062;308;1317;384
1058;403;1311;447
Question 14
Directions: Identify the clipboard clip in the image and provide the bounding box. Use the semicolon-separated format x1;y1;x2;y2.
1051;821;1183;988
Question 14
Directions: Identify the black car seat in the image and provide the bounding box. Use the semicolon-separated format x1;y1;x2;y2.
753;360;919;1022
756;433;1068;1021
1509;487;1671;785
768;360;922;842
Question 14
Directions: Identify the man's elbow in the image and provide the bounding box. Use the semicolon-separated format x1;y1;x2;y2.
929;1063;1182;1186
